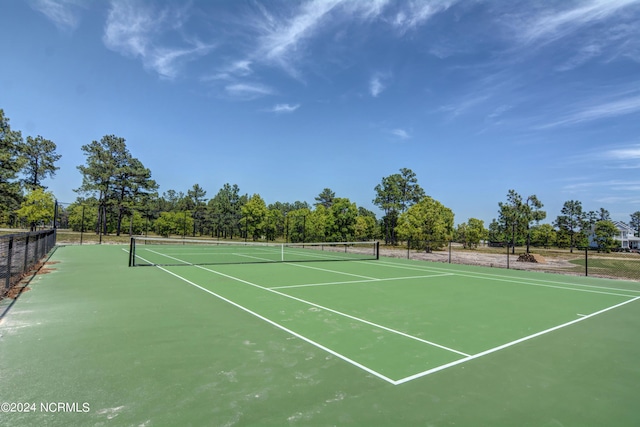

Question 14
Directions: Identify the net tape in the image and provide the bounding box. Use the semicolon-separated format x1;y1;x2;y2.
129;237;379;266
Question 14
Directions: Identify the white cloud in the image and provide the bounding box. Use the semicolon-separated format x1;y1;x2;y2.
227;0;457;79
150;44;211;79
561;179;640;202
252;0;345;76
438;95;490;120
391;0;456;34
555;43;604;71
103;2;159;57
103;1;213;79
609;181;640;191
30;0;85;31
565;143;640;171
505;0;640;67
601;144;640;169
203;60;254;82
390;128;410;139
517;0;639;45
607;144;640;159
537;94;640;129
230;60;253;76
225;83;275;99
369;76;385;97
266;103;301;113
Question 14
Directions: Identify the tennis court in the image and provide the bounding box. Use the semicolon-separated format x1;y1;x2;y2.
2;242;640;426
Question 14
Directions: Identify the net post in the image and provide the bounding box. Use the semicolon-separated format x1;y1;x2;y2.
129;237;135;267
376;241;380;260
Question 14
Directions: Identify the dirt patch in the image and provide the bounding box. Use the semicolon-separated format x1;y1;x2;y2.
381;247;577;273
34;261;60;276
6;285;31;299
0;261;58;301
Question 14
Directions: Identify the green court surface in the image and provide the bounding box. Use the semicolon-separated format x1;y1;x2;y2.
1;244;640;426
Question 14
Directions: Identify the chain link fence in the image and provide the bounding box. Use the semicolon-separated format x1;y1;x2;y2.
1;229;57;299
381;240;640;281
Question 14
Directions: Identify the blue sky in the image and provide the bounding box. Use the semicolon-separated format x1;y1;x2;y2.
2;0;640;226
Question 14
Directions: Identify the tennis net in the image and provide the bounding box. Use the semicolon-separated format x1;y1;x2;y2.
129;237;379;266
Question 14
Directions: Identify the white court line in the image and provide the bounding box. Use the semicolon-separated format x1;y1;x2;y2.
367;260;639;298
286;262;379;280
371;259;640;294
393;296;640;385
270;273;453;290
231;253;279;262
143;248;469;357
195;264;471;358
156;265;398;385
127;248;640;385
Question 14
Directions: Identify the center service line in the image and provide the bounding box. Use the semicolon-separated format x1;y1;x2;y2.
156;265;398;385
195;264;471;358
145;248;470;357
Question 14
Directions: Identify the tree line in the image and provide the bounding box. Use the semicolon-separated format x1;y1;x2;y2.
2;107;639;252
1;109;61;229
486;190;632;253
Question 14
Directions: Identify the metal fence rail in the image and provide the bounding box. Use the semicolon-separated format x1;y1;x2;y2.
1;229;57;298
383;240;640;282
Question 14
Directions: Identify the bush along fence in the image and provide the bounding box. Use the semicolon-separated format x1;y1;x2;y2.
389;240;640;282
0;229;57;299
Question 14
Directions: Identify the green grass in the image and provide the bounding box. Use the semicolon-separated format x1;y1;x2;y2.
2;245;640;426
570;254;640;280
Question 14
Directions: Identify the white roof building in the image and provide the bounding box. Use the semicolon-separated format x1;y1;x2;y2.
611;221;640;250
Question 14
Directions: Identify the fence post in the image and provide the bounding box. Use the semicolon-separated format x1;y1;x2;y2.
5;237;13;294
506;241;510;269
35;232;40;265
23;234;30;274
585;247;588;277
54;200;58;229
407;239;410;259
80;205;85;245
448;241;452;263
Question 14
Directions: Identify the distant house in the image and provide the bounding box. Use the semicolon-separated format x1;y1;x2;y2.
593;221;640;250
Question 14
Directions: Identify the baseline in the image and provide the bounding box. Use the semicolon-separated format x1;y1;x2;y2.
126;249;640;386
368;260;640;298
394;295;640;385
